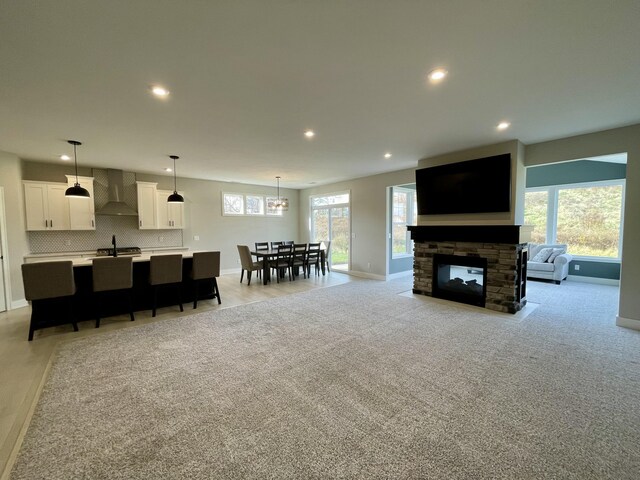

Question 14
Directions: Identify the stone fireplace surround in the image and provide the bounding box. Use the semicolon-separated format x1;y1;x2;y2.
408;226;528;314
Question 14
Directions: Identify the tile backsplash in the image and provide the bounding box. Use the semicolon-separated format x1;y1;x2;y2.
28;215;183;253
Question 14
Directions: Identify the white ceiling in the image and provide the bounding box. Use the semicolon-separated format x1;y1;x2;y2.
1;0;639;189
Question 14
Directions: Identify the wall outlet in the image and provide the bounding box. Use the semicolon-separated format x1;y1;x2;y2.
194;235;200;241
574;264;580;271
159;236;164;243
352;233;356;239
237;259;241;264
367;262;371;270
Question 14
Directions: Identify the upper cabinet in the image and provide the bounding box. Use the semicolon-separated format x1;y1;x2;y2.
65;175;95;230
136;181;158;229
23;181;71;231
157;189;185;229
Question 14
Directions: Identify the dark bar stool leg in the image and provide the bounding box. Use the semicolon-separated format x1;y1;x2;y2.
213;278;221;304
95;293;102;328
193;280;199;309
69;297;78;332
128;289;135;321
177;284;183;312
152;286;158;317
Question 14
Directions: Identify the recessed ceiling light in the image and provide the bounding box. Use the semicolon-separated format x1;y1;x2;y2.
151;85;170;97
427;68;448;83
384;152;392;159
164;167;172;172
304;129;315;139
60;154;71;161
497;121;511;131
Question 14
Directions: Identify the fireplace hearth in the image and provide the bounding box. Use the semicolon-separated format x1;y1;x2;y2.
408;226;528;313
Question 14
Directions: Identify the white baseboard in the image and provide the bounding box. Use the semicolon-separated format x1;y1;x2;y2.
10;299;28;310
221;267;242;276
567;275;620;286
616;315;640;331
344;270;386;281
386;270;414;280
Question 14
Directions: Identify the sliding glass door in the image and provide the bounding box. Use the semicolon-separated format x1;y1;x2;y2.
310;192;350;271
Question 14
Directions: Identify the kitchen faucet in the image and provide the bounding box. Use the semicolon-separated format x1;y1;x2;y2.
112;235;117;257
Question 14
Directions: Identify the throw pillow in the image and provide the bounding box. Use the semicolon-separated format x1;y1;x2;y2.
547;248;565;263
532;247;554;263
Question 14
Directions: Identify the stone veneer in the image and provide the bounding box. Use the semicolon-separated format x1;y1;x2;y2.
413;240;528;313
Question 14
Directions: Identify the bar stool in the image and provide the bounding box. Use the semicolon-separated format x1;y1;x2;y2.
22;261;78;341
191;251;222;309
92;256;135;328
149;254;184;317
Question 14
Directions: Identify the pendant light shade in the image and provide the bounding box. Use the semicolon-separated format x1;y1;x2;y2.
271;176;289;211
167;155;184;203
65;140;90;198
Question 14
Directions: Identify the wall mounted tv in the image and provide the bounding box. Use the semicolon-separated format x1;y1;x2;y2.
416;153;511;215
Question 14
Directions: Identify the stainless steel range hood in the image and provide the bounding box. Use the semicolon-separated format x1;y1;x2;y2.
95;169;138;216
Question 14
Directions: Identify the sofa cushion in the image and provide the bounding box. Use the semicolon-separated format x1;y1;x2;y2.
527;261;555;272
547;248;565;263
531;247;553;263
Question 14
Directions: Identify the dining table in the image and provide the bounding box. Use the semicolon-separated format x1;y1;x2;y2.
250;246;327;285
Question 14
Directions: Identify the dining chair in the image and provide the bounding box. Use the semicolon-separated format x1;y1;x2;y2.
306;242;322;276
270;241;283;249
269;244;293;283
321;240;332;272
283;240;295;245
191;251;221;309
92;256;135;328
149;254;184;317
292;243;307;279
255;242;269;251
237;245;262;285
22;261;78;341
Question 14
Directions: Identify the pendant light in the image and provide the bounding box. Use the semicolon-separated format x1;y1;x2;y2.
273;176;289;211
64;140;91;198
167;155;184;203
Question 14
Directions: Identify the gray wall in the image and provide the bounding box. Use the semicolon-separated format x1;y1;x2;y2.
526;159;626;280
526;160;626;188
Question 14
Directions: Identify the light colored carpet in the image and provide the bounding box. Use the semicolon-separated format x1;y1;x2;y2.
10;278;640;479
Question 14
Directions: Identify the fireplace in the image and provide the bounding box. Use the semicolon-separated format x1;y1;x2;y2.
433;254;487;307
408;226;528;313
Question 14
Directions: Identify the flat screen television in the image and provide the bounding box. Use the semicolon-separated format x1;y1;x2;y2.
416;153;511;215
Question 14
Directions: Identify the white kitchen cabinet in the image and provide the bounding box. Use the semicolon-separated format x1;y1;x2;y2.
136;181;158;229
157;189;185;229
23;181;71;231
65;175;95;230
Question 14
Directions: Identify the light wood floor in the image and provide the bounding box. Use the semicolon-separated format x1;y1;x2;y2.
0;271;357;479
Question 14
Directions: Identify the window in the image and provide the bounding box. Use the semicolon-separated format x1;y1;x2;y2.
222;193;282;216
310;192;350;270
391;186;417;257
524;181;624;259
524;190;548;244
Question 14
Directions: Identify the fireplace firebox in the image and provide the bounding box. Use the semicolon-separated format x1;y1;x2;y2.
433;254;487;307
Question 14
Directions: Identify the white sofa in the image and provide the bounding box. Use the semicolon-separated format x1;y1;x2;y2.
527;243;573;284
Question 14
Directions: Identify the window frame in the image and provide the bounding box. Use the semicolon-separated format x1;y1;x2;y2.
525;179;625;261
222;192;283;217
391;186;417;259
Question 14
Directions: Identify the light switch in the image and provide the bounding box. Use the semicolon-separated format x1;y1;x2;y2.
194;235;200;241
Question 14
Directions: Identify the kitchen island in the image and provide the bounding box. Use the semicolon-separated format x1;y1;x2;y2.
24;250;219;324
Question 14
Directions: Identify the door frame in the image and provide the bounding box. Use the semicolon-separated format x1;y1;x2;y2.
0;187;12;312
309;191;351;271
